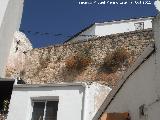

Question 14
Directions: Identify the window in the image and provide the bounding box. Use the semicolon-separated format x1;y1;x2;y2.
31;100;58;120
134;22;144;30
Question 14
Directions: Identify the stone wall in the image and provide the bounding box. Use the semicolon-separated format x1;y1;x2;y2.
6;29;153;87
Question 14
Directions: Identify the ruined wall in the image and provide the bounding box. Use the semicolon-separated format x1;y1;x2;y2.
6;29;153;86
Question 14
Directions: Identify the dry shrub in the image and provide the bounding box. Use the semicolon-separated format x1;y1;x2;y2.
63;53;91;82
100;47;129;73
65;53;91;71
65;55;77;70
65;44;92;71
63;45;92;82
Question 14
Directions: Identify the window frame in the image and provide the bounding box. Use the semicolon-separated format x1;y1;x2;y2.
30;96;59;120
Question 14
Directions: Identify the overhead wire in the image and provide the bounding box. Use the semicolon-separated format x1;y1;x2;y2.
19;29;98;38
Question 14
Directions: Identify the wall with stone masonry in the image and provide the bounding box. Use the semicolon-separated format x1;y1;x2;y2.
6;29;153;86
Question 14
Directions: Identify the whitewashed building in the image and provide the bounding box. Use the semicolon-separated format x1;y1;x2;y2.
0;0;24;77
65;17;153;43
0;0;24;119
7;82;111;120
93;15;160;120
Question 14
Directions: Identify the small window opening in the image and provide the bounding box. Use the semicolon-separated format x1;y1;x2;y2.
31;100;58;120
134;22;144;30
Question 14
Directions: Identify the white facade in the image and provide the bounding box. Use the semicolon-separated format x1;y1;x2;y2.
95;18;152;36
0;0;24;77
106;53;159;120
83;83;111;120
7;84;85;120
7;83;111;120
69;17;153;42
93;16;160;120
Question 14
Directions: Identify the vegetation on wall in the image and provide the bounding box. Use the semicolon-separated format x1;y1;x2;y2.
0;100;9;120
63;45;92;81
65;53;91;71
10;29;152;84
99;47;129;74
2;100;9;114
65;44;92;72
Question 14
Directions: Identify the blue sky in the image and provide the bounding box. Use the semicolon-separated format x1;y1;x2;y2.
20;0;157;48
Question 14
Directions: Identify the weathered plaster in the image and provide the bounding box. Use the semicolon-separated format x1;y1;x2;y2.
84;82;111;120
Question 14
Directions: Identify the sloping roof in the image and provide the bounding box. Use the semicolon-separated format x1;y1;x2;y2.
64;16;153;43
92;43;155;120
13;82;86;88
64;23;95;43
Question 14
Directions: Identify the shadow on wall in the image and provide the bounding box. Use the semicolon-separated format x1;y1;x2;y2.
0;81;14;119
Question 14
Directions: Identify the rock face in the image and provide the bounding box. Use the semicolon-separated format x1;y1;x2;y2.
5;31;32;78
5;29;154;87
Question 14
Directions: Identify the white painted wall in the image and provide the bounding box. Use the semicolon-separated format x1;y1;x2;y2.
153;15;160;97
69;17;152;42
0;0;10;25
0;0;24;77
84;82;111;120
95;18;152;36
7;85;85;120
7;83;111;120
105;53;160;120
